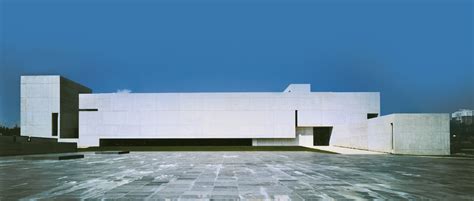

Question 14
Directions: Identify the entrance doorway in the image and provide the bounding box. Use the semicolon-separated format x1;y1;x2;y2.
313;127;332;146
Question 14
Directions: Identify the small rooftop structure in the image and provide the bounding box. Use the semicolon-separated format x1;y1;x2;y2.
283;84;311;93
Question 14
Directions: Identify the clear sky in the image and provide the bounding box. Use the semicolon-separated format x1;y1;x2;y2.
0;0;473;126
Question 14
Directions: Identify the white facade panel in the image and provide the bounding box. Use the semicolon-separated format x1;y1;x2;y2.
392;114;450;155
20;76;60;138
77;91;379;147
333;114;451;155
367;115;394;153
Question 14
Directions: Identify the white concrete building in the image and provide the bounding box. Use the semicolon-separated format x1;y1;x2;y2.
20;76;450;155
20;76;91;141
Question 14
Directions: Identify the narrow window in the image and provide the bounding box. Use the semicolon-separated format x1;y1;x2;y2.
367;113;378;119
390;123;394;152
79;108;98;112
52;113;58;136
295;110;298;127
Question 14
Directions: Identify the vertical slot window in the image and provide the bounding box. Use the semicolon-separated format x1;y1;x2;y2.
52;113;58;136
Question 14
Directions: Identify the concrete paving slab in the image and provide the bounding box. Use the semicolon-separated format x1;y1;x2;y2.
0;151;473;199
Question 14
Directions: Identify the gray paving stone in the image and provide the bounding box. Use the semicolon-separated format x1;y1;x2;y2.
0;151;473;199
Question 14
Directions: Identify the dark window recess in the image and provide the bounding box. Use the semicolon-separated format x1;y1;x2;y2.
100;139;253;146
390;123;394;151
79;109;98;112
367;113;378;119
52;113;58;136
295;110;298;127
313;127;332;146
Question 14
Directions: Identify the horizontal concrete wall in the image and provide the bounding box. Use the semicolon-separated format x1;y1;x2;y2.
330;120;369;150
252;138;298;146
297;93;380;127
333;114;450;155
0;136;77;156
79;92;379;147
392;114;450;155
253;127;313;146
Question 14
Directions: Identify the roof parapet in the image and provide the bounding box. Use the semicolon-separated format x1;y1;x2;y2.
283;84;311;93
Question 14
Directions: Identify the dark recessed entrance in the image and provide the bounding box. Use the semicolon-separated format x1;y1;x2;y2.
313;127;332;146
100;139;253;146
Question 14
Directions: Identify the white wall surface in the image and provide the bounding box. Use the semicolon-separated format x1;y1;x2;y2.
297;127;314;147
253;127;313;146
78;90;380;147
367;115;394;153
283;84;311;93
392;114;450;155
331;121;369;150
332;114;450;155
252;138;298;146
20;76;60;138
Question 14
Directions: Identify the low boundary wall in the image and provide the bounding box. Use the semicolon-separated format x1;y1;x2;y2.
0;136;77;156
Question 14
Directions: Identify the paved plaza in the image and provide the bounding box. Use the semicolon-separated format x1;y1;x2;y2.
0;151;473;200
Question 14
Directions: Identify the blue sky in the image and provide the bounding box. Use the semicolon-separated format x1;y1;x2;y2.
0;0;473;126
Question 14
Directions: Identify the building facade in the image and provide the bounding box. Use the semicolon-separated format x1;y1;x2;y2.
20;76;450;155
